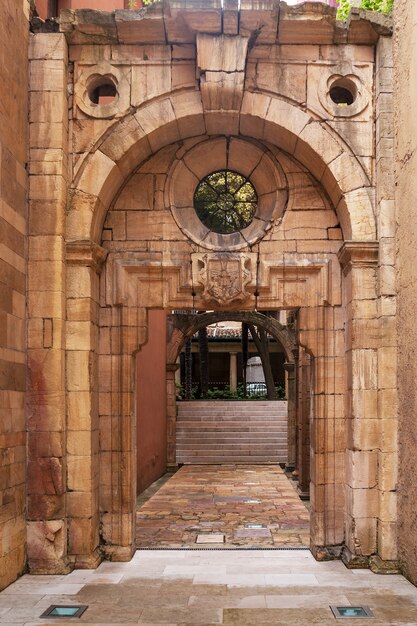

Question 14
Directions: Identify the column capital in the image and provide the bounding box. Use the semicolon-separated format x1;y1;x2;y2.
337;241;379;273
166;363;180;372
66;240;108;274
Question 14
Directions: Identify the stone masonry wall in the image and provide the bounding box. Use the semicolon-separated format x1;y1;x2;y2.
395;0;417;586
24;3;395;567
0;0;30;590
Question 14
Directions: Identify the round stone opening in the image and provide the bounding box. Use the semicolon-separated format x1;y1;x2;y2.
194;170;257;235
88;77;117;105
329;78;357;106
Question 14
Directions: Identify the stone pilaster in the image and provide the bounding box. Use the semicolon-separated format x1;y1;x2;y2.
27;33;70;574
338;241;380;565
65;242;107;569
375;35;398;565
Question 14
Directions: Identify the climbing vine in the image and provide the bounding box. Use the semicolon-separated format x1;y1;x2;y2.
337;0;393;20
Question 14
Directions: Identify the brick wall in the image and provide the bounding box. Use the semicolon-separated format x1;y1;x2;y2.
0;0;30;589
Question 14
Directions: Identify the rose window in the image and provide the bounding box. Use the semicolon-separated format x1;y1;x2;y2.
194;170;257;234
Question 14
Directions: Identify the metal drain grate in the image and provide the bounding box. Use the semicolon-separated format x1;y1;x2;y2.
330;606;374;619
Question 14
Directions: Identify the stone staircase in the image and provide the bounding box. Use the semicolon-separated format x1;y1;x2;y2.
176;400;288;465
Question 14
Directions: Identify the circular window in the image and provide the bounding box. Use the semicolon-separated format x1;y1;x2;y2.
329;78;357;107
88;77;117;106
194;170;257;234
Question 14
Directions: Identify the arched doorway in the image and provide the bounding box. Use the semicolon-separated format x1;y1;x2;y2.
62;82;378;563
166;310;298;469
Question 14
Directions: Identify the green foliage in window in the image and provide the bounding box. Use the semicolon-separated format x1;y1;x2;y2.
337;0;393;20
194;170;257;235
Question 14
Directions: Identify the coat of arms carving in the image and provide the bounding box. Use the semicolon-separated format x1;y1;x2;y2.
191;253;256;306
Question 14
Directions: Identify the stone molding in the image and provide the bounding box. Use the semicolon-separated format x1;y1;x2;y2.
337;240;379;274
60;2;392;47
107;252;339;310
66;240;108;273
167;137;288;251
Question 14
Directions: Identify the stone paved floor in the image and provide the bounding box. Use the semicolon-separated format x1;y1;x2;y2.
136;465;310;548
3;550;417;625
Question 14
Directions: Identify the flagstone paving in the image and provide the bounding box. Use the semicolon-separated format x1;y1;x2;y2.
136;465;310;548
3;550;417;625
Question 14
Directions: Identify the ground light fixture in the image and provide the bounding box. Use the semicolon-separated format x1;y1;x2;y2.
40;606;88;619
330;606;374;619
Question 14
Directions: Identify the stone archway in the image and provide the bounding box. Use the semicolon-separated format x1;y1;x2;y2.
25;2;398;577
64;109;378;564
59;20;376;559
68;91;375;245
165;310;298;475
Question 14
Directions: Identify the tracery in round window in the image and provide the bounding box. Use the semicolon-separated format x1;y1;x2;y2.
194;170;257;235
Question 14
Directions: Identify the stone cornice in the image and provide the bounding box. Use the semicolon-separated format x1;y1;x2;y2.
58;1;392;47
337;241;379;273
66;240;108;273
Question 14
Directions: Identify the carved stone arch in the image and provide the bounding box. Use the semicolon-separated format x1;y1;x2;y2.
67;91;376;245
166;310;297;367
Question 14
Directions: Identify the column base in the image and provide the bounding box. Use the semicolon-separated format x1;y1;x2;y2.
312;544;343;561
73;548;103;570
102;544;135;562
341;546;369;569
342;547;401;573
369;555;401;575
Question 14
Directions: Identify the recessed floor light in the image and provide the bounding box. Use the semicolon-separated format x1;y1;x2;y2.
244;499;261;504
40;606;88;619
245;523;266;529
196;533;225;544
330;606;374;619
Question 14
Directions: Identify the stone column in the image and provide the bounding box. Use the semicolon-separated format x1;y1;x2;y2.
66;242;107;569
27;33;69;574
338;242;379;566
284;361;296;471
299;304;345;555
297;349;311;497
229;352;238;391
166;363;179;470
100;304;144;561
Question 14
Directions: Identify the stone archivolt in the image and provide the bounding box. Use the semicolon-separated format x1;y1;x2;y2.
25;0;398;578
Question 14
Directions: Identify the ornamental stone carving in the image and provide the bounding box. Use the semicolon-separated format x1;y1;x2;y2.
191;253;256;306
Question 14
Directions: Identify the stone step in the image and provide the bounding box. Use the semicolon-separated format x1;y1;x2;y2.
177;433;286;438
176;400;288;465
177;449;285;456
176;431;287;437
177;416;287;422
178;405;287;410
177;455;287;465
176;425;287;431
177;411;287;422
178;401;287;405
177;441;286;451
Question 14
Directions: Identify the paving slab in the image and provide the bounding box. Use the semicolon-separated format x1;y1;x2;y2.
136;464;310;548
2;550;417;625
